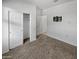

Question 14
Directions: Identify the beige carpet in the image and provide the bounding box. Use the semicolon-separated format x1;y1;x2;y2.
3;34;77;59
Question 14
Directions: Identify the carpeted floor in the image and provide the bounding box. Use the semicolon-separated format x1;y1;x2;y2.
3;34;77;59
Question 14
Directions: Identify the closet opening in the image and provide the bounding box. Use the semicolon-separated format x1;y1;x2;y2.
23;13;30;44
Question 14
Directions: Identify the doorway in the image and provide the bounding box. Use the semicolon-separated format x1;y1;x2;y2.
23;13;30;44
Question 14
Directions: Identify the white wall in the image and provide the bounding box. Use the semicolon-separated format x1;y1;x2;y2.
2;7;9;54
43;1;77;46
3;1;36;42
23;14;30;39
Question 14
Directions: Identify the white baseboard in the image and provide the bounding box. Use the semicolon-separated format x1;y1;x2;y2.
36;32;47;35
45;34;76;46
2;49;9;54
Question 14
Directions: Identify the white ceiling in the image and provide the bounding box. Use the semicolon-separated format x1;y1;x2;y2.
3;0;75;9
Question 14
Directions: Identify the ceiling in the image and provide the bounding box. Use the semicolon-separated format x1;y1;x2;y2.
3;0;75;9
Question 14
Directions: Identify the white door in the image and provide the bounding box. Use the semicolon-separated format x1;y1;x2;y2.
41;15;47;33
9;10;23;49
